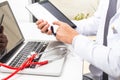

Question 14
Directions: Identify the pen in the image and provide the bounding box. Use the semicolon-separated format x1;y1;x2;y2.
0;14;4;33
51;26;56;36
0;14;4;26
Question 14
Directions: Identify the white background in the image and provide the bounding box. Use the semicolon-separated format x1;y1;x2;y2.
5;0;99;23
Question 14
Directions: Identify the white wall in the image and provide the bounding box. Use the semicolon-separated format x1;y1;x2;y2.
7;0;32;22
50;0;99;19
4;0;99;22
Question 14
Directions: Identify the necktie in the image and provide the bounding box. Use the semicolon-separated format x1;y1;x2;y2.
103;0;117;80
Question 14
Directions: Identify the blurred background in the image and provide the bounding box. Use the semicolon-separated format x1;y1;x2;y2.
7;0;99;22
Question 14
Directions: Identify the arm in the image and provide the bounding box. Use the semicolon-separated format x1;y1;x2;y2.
72;34;120;78
53;0;120;77
73;0;108;36
72;16;100;36
0;26;8;56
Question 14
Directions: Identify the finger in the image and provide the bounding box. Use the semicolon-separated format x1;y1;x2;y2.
0;35;8;43
41;23;50;33
37;21;48;29
0;37;8;48
3;36;8;43
0;38;7;43
0;33;4;37
46;30;52;35
0;43;5;47
36;19;43;25
53;21;63;26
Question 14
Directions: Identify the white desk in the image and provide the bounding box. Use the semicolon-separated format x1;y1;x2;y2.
0;22;83;80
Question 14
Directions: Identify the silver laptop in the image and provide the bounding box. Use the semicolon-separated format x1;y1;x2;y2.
0;1;67;76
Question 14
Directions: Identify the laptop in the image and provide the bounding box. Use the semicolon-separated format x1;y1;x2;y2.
0;1;67;76
26;0;77;29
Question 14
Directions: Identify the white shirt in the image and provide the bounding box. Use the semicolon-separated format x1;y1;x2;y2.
72;0;120;80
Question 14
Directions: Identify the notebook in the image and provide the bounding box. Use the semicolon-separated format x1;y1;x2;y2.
26;0;77;29
0;1;67;76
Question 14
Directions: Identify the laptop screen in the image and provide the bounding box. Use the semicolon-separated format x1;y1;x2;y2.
0;1;24;59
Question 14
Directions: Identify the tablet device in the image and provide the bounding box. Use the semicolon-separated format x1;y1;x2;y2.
26;0;76;28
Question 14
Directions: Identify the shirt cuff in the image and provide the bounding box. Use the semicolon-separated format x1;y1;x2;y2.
72;35;94;61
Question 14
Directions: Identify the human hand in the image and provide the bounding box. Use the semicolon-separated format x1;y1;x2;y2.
53;21;79;44
36;19;52;35
0;25;8;53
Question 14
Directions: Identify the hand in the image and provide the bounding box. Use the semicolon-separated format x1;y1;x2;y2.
0;33;8;51
0;26;8;53
53;21;79;44
36;19;52;35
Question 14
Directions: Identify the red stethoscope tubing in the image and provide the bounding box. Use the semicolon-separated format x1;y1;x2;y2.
0;46;68;80
0;53;48;80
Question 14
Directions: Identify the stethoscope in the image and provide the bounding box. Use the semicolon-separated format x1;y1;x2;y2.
0;46;68;80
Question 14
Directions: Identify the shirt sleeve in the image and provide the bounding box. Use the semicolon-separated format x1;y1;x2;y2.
72;17;99;36
72;0;108;36
72;35;120;78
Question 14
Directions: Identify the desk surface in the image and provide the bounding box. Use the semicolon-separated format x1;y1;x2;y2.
0;22;83;80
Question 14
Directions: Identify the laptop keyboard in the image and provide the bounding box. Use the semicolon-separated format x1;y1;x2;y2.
9;41;48;68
